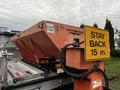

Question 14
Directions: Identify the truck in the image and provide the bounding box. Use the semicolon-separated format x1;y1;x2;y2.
1;20;110;90
1;20;81;90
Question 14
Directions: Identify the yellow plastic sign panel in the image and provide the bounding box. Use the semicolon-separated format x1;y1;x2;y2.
85;26;110;62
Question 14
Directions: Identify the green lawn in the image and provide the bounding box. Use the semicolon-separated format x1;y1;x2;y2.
105;57;120;90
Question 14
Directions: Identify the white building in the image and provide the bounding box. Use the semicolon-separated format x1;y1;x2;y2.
0;27;7;32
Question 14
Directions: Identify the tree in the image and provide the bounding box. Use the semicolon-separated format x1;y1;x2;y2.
117;36;120;48
80;24;84;28
104;19;115;54
115;29;120;48
93;23;98;28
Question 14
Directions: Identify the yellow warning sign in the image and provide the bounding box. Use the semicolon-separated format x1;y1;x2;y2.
85;26;110;62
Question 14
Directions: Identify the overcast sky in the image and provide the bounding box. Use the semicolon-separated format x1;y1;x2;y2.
0;0;120;31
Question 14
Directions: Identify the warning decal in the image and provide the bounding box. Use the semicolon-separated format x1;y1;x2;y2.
85;26;110;62
46;23;55;33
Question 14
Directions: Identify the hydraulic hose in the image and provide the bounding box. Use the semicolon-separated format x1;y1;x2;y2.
60;42;110;89
60;43;91;78
92;65;109;88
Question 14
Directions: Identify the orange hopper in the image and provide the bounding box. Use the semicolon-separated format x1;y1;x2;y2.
11;20;84;64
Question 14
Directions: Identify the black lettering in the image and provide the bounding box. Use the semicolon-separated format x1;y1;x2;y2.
98;41;106;47
94;41;98;47
91;49;97;56
100;50;106;55
100;34;105;39
91;31;105;39
96;32;99;38
90;40;94;47
91;31;95;38
98;41;102;47
90;40;106;47
102;41;106;47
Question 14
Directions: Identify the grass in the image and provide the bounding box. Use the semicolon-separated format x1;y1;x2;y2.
105;57;120;90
